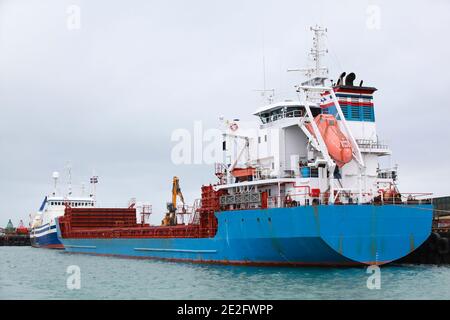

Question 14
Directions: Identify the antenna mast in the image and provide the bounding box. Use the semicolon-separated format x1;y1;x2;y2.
52;171;59;196
254;89;275;105
288;25;329;88
254;28;276;105
310;25;328;80
66;162;72;196
90;172;98;204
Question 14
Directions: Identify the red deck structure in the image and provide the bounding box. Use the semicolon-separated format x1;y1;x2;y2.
58;185;227;239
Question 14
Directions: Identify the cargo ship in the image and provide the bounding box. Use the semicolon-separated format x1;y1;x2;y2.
56;26;433;266
30;170;97;249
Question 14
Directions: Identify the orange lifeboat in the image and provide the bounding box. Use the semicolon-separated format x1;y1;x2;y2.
306;114;353;167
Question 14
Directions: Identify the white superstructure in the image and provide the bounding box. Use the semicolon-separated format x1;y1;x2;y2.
213;26;406;210
30;168;97;248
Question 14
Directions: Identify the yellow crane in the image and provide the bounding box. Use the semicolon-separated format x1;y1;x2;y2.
162;176;185;226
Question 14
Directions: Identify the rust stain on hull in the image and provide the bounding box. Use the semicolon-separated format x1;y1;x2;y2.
312;205;321;235
338;235;343;255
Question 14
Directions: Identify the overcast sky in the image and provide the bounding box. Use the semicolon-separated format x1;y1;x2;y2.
1;0;449;227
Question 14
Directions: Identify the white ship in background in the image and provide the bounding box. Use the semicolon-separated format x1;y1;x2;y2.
30;168;98;249
216;26;398;206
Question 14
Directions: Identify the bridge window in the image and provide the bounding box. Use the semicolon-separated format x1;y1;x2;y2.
260;113;270;124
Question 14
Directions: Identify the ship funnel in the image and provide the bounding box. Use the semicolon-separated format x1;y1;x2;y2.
345;72;356;86
337;72;346;86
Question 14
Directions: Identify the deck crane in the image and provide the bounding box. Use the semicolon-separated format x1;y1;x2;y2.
162;176;186;226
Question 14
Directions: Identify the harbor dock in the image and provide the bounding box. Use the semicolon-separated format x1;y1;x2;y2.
398;196;450;264
0;233;30;246
0;219;31;246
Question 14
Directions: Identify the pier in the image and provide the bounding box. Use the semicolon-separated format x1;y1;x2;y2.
0;220;31;246
0;233;30;246
397;196;450;265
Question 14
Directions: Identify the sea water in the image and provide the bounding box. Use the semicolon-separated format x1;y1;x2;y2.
1;247;450;300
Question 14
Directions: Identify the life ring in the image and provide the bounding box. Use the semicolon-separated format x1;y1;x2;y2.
229;122;239;132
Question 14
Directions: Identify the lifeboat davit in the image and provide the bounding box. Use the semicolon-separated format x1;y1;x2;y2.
306;114;353;167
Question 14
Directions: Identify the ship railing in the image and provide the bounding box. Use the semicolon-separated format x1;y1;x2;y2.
253;167;274;181
356;139;389;150
377;167;398;180
188;199;202;225
93;202;137;208
214;163;228;185
176;204;196;225
216;191;433;211
380;192;433;205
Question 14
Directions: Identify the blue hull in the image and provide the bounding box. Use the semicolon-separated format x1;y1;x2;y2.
31;224;64;249
56;204;432;266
